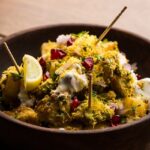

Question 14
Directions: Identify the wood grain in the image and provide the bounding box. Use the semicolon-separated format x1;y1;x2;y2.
0;0;149;39
0;0;149;149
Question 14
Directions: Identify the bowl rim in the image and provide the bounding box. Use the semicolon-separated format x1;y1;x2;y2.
0;23;150;134
0;23;150;43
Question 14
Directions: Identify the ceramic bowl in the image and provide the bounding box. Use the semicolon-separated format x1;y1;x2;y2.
0;24;150;150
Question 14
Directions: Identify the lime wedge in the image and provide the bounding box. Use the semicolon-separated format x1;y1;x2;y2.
23;54;42;91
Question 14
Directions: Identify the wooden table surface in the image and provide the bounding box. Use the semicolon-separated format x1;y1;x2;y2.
0;0;150;39
0;0;150;149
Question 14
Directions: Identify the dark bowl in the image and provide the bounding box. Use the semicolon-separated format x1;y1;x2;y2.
0;24;150;150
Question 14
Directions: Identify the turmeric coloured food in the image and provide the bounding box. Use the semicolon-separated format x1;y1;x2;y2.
0;32;149;130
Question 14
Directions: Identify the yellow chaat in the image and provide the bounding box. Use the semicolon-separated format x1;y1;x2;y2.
0;32;149;130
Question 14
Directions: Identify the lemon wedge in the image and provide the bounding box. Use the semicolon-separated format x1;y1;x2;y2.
23;54;43;91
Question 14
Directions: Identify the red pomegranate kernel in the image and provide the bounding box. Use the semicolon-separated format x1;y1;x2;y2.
137;74;142;80
111;115;121;126
67;38;75;46
51;49;67;60
39;57;46;71
39;57;46;66
82;57;94;71
71;96;80;111
43;71;50;81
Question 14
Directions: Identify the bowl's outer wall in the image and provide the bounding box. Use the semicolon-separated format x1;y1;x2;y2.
0;115;149;150
0;24;150;150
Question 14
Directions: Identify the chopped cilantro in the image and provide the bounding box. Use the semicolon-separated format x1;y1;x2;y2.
92;91;97;97
120;115;127;124
52;73;58;81
77;31;89;37
131;106;136;114
95;55;103;61
72;31;89;37
11;73;23;81
102;39;108;43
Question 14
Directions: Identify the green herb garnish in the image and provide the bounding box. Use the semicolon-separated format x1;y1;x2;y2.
11;73;23;81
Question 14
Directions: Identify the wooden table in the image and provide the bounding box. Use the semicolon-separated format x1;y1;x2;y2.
0;0;150;149
0;0;150;39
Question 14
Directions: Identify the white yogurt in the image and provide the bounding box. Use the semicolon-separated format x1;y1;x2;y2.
55;69;88;94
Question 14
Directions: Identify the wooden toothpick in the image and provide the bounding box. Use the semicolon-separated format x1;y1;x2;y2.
3;42;21;74
87;7;127;108
88;72;92;108
98;6;127;41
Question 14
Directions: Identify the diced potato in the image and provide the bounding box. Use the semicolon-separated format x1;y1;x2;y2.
3;74;20;100
72;98;114;127
5;106;39;124
35;93;71;127
0;66;22;103
124;97;148;118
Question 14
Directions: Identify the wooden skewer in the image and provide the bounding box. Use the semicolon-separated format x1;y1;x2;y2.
88;72;92;108
3;42;21;74
98;6;127;41
87;7;127;108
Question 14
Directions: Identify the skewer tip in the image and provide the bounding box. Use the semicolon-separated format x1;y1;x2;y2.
122;6;127;12
124;6;127;9
3;42;21;74
98;6;128;41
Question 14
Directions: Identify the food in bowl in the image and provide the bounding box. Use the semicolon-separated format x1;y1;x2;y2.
0;32;149;130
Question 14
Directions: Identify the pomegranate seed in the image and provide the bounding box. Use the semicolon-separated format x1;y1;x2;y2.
82;57;94;71
51;49;67;60
43;71;50;81
137;74;142;80
39;57;46;72
67;38;75;46
111;115;121;126
71;96;80;111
